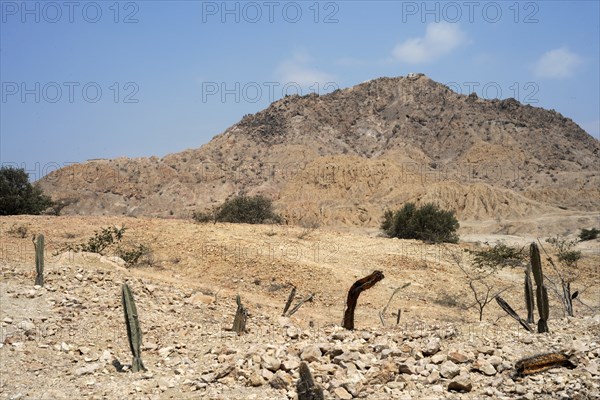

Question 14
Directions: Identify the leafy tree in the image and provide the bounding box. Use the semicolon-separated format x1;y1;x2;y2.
381;202;459;243
0;167;54;215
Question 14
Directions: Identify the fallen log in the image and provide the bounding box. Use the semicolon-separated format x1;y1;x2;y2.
515;352;576;377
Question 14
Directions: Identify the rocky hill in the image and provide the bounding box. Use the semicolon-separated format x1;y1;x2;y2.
39;74;600;233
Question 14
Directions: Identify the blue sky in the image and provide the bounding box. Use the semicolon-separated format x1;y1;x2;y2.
1;1;598;181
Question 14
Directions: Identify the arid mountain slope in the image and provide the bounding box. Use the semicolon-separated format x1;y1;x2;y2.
39;74;600;231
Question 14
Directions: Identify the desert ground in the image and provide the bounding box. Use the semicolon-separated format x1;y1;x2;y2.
0;215;599;399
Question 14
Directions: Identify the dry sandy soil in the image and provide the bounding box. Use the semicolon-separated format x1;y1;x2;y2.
0;215;599;399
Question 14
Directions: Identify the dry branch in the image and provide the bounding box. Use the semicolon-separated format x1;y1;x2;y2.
282;286;296;316
287;293;314;317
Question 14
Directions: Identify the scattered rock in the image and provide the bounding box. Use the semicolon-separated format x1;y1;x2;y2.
423;338;441;356
334;386;353;399
301;345;322;362
431;353;445;364
472;359;496;376
74;363;100;376
158;346;174;358
262;355;281;372
447;351;469;363
440;361;460;379
269;370;291;389
448;374;473;392
248;371;264;387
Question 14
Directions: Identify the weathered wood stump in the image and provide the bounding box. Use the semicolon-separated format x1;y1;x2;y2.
232;294;248;335
342;270;384;330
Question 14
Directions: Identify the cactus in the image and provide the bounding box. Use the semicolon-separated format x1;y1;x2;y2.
524;266;535;324
297;362;324;400
495;296;533;332
530;243;549;333
121;283;146;372
33;234;44;287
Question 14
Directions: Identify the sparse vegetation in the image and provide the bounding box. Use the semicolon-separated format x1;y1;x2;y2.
546;236;581;268
297;218;320;239
79;226;126;255
117;243;154;267
540;237;584;317
448;246;509;321
47;197;78;216
192;210;215;223
194;194;282;225
0;166;54;215
7;223;29;238
578;227;599;241
381;202;459;243
468;242;526;270
63;225;152;267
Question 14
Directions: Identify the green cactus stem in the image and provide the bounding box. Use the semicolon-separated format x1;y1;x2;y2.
530;243;549;333
121;283;146;372
33;234;44;287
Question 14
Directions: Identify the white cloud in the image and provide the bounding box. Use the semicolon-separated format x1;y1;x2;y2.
276;51;336;87
392;23;467;64
533;47;582;78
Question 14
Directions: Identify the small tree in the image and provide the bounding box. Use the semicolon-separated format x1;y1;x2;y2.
381;202;459;243
212;194;282;224
539;237;582;317
0;167;54;215
447;246;509;321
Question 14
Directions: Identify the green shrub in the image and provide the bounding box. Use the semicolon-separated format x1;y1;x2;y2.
117;243;153;267
579;228;599;242
195;195;281;224
468;242;526;270
546;236;581;268
381;202;459;243
61;225;152;267
79;226;126;255
192;210;215;223
0;167;54;215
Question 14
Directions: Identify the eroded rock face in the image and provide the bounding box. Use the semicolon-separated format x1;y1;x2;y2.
38;75;600;234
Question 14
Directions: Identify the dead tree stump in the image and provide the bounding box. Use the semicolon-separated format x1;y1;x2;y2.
297;362;324;400
232;294;248;335
282;286;296;316
343;270;384;330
